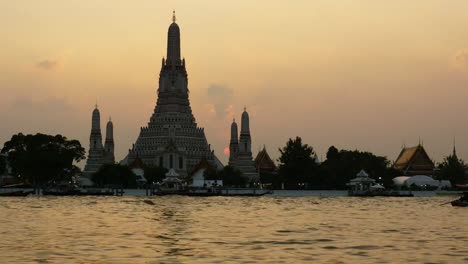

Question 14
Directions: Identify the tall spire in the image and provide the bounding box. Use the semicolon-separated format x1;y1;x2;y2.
453;137;457;157
92;105;101;132
230;118;238;142
89;105;103;153
241;107;250;135
167;11;181;65
105;117;115;162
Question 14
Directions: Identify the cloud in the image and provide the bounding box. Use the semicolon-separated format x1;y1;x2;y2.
454;49;468;68
9;96;74;113
36;59;58;70
206;84;234;119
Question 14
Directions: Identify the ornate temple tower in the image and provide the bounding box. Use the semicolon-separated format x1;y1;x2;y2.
228;108;259;182
90;105;103;151
229;119;239;162
125;12;220;176
83;105;104;177
104;118;115;163
83;105;115;177
239;108;252;155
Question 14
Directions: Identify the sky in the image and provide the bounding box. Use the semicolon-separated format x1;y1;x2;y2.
1;0;468;167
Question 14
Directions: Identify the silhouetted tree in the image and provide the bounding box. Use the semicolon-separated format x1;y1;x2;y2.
92;164;137;188
435;154;467;185
219;166;246;187
203;166;220;181
0;156;6;175
1;133;85;185
320;146;392;189
278;137;319;189
144;166;168;184
259;171;282;189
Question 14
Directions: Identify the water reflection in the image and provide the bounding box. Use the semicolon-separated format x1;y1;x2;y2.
0;195;467;263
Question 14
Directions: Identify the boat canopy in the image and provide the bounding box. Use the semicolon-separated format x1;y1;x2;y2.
163;169;182;183
347;170;376;185
370;184;385;190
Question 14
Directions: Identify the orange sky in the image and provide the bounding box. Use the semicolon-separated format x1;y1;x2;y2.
1;1;468;166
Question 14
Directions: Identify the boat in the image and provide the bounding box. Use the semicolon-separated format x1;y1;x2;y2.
347;170;414;197
151;168;272;197
451;200;468;207
436;191;463;196
152;187;272;197
451;192;468;207
0;190;34;197
42;189;115;196
42;184;116;196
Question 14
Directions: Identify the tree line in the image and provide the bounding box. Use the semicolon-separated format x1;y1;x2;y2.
1;133;467;189
265;137;468;189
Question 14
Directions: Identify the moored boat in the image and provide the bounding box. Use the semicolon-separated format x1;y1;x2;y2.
42;184;117;196
152;187;272;197
0;190;34;197
347;170;414;197
451;192;468;207
451;200;468;207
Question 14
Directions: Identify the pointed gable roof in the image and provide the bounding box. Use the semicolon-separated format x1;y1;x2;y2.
129;155;145;169
255;146;277;172
190;157;215;176
394;144;435;175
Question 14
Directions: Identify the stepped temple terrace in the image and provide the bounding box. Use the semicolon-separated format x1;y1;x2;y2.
121;12;222;177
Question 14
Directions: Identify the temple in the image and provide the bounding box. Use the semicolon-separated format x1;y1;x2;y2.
228;108;259;182
123;12;222;176
83;105;115;177
255;146;277;174
393;144;435;176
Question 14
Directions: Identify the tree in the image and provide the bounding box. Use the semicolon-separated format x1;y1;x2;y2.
320;146;393;189
0;155;6;175
436;154;467;185
259;171;282;189
1;133;85;185
219;166;246;187
144;165;168;184
92;164;137;188
278;137;319;188
203;166;220;181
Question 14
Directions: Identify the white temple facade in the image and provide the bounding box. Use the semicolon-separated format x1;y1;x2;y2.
83;105;115;177
229;108;259;182
123;12;221;177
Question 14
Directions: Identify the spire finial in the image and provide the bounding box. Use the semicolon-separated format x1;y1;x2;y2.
172;10;176;23
244;106;247;112
109;116;112;122
95;100;98;109
453;137;457;157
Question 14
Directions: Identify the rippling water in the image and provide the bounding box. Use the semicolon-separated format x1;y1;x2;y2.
1;193;467;263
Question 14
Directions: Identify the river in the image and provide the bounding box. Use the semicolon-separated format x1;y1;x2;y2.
0;192;467;263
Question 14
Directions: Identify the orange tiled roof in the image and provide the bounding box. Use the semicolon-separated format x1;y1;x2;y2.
394;145;434;173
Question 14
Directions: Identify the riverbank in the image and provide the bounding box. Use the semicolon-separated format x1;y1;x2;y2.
1;189;463;197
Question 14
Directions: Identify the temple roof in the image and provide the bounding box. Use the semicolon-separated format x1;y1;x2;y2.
129;156;145;169
394;144;435;174
190;157;215;176
255;146;277;171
